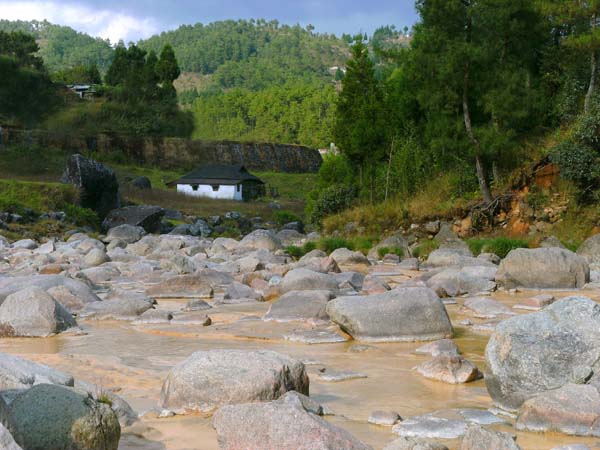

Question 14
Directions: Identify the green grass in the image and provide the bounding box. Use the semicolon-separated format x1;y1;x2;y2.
412;240;440;260
467;237;529;258
377;246;405;259
254;171;318;201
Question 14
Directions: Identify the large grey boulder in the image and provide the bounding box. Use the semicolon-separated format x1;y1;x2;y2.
460;425;521;450
496;248;589;289
330;248;370;266
61;154;120;218
101;205;164;233
240;229;282;251
159;349;308;414
83;248;110;267
485;296;600;411
368;235;410;261
105;224;146;244
427;266;497;297
146;269;233;299
0;288;77;337
264;290;334;322
0;275;99;306
80;297;154;320
0;352;74;390
280;268;338;294
213;400;372;450
0;422;21;450
326;287;453;342
7;384;120;450
516;384;600;437
577;234;600;265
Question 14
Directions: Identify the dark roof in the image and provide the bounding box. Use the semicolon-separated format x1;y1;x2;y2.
168;164;264;187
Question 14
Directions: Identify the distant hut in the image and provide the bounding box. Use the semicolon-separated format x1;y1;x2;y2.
167;164;265;201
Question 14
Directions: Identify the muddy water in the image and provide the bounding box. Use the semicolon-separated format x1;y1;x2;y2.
0;276;599;449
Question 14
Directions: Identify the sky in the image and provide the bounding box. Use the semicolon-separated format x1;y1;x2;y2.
0;0;418;44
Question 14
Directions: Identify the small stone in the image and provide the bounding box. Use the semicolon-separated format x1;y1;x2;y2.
415;339;460;357
416;355;480;384
368;410;402;426
317;369;368;382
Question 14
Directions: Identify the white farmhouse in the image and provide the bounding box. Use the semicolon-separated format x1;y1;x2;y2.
168;164;265;201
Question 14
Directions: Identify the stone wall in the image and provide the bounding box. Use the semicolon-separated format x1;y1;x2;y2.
0;128;322;173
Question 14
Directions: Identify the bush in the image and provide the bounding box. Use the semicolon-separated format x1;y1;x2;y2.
286;245;304;259
351;236;375;254
412;240;439;259
317;237;354;254
377;246;405;259
467;237;529;258
551;140;599;191
274;210;302;226
306;184;357;225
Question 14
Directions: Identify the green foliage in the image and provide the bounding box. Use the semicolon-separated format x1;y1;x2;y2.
0;20;113;73
377;246;405;259
317;237;354;254
274;211;301;226
467;237;529;258
317;154;354;189
52;64;101;84
551;140;599;190
192;81;336;147
412;240;440;260
306;184;357;225
0;31;58;126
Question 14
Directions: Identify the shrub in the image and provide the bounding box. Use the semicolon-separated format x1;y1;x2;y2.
351;236;376;254
550;140;599;191
467;237;529;258
377;246;405;259
306;184;357;225
412;240;439;259
286;245;304;259
317;237;354;254
274;210;301;226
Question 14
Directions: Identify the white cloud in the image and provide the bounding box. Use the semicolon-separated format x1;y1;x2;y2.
0;1;159;43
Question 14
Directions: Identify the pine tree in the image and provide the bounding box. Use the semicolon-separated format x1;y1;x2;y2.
156;44;181;85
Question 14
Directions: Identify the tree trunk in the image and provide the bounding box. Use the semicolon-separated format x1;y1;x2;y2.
585;14;598;114
385;136;395;202
585;50;597;114
463;63;493;204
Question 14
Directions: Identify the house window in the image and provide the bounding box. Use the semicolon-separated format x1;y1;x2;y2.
191;184;199;191
212;185;220;192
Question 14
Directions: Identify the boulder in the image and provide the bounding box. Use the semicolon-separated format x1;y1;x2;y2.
7;384;120;450
131;176;151;190
427;266;497;297
61;154;120;218
326;287;453;342
189;218;212;238
460;425;521;450
368;411;402;426
462;297;514;319
46;285;100;313
240;229;282;251
80;297;153;320
516;384;600;437
496;248;589;289
213;400;372;450
83;248;110;267
0;352;74;390
280;268;338;294
0;288;77;337
105;224;146;244
330;248;370;266
0;422;21;450
159;349;308;414
384;438;448;450
101;205;164;233
415;339;460;357
577;234;600;265
540;236;566;249
146;270;233;299
264;290;334;322
416;355;480;384
368;235;411;260
485;296;600;411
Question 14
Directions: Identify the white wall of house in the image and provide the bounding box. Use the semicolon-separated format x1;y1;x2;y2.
177;183;243;201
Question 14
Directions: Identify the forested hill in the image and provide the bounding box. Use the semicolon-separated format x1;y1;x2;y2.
139;20;349;90
0;20;113;73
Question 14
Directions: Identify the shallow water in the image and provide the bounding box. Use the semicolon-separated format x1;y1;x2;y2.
1;273;599;450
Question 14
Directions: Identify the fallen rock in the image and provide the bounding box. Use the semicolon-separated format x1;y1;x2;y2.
264;290;334;322
7;384;120;450
485;296;600;411
416;355;480;384
460;425;521;450
279;268;338;294
368;410;402;426
462;297;514;319
0;352;74;389
415;339;460;357
496;248;589;289
61;154;120;218
80;297;153;320
105;224;146;244
159;349;308;414
83;248;110;267
330;248;370;266
0;422;21;450
146;270;233;299
384;437;448;450
393;415;467;439
239;229;282;251
0;287;77;337
516;384;600;437
577;234;600;265
326;287;453;342
102;205;164;233
213;400;372;450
